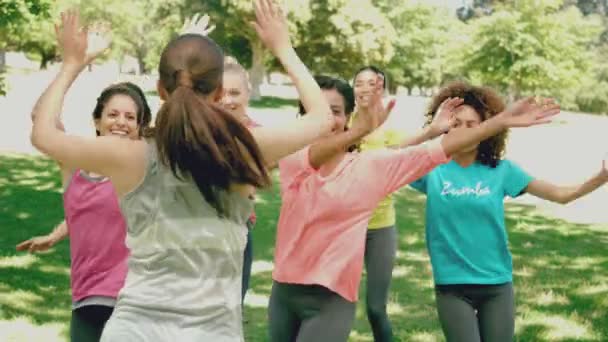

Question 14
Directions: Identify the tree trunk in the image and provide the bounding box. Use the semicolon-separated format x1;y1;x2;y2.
40;54;52;70
0;49;6;72
407;87;412;96
249;39;265;101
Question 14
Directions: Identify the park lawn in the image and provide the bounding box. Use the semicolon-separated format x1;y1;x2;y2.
0;154;607;341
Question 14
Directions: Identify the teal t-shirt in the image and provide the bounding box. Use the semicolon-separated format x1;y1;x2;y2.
410;159;533;285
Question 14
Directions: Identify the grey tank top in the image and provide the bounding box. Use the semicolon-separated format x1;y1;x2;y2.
101;141;253;342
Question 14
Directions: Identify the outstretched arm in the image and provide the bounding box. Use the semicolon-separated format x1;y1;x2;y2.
16;220;68;253
440;97;560;157
248;0;334;166
525;158;608;204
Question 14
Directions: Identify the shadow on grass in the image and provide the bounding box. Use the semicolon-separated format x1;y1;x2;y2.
0;154;70;339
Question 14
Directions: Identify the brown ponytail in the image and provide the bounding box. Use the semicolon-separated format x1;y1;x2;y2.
154;34;270;217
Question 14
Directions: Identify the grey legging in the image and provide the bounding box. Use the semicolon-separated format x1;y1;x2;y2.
364;225;397;342
268;281;356;342
435;282;515;342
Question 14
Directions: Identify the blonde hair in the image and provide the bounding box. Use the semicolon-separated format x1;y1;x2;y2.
223;56;251;91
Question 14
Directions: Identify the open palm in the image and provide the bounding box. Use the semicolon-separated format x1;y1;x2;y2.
430;97;462;135
500;97;560;128
251;0;291;55
55;10;110;67
181;13;215;36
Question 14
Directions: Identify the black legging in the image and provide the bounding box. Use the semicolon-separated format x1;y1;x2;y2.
242;219;254;304
435;282;515;342
268;281;356;342
364;225;397;342
70;305;114;342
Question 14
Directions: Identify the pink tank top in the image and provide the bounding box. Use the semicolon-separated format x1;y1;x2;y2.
63;171;129;302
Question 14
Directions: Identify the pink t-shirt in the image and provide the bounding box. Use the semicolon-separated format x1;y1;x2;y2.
273;140;449;302
63;171;129;302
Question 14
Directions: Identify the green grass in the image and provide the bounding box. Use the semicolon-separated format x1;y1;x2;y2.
1;154;607;341
249;96;298;109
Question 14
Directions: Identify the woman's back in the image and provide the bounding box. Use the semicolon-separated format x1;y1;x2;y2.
102;141;253;341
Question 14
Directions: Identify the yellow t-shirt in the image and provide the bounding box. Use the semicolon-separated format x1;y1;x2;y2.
351;114;406;229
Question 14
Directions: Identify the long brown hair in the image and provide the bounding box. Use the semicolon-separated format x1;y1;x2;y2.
153;34;270;217
426;81;508;168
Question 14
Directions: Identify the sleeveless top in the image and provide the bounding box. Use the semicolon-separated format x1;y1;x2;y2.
101;141;253;342
63;170;129;305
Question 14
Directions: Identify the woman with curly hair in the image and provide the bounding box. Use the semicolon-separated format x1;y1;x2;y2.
409;81;608;342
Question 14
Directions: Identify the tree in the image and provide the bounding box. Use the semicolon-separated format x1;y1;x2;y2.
291;0;395;81
181;0;394;99
380;1;463;94
0;0;51;94
456;0;603;103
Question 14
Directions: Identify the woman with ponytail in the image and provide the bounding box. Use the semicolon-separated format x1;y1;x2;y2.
29;1;336;340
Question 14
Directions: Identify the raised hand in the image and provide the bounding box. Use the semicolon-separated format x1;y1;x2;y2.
429;97;463;135
499;97;560;128
16;235;57;253
55;10;110;68
251;0;291;55
181;13;215;36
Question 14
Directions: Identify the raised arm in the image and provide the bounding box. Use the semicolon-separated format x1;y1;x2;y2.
16;220;69;253
525;157;608;204
30;11;145;196
249;0;334;166
308;75;394;168
440;97;560;157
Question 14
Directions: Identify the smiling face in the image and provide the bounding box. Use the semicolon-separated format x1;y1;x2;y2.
353;70;381;109
221;70;250;118
94;94;140;139
323;88;348;133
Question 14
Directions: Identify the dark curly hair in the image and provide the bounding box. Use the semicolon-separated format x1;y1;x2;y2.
426;81;508;168
92;82;152;136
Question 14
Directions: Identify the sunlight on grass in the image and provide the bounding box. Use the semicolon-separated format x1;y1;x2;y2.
244;290;269;308
533;290;570;307
513;266;535;278
0;254;38;269
33;181;62;192
576;283;608;296
349;330;373;341
397;251;430;262
409;331;441;342
567;256;606;271
0;318;65;342
386;300;404;315
15;212;31;220
402;234;421;245
251;260;274;275
517;311;600;341
38;265;70;276
0;290;44;311
392;265;415;277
